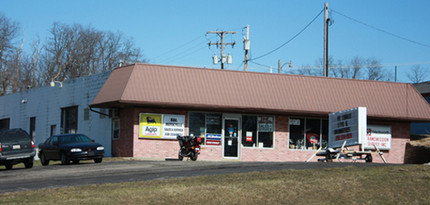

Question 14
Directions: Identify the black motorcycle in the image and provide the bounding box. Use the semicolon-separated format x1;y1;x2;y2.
177;135;202;161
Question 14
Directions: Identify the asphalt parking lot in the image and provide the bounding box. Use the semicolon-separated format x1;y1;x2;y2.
0;159;394;193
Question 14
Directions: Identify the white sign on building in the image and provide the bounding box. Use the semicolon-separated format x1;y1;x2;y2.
163;114;185;139
363;125;392;150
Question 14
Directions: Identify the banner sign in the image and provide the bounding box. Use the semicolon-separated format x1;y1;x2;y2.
206;134;221;146
163;114;185;139
139;113;162;138
139;113;185;139
363;125;392;150
258;116;274;132
328;107;367;148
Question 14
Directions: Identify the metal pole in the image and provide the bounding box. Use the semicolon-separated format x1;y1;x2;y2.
244;25;249;71
220;32;225;69
323;2;329;77
278;59;282;74
395;66;398;82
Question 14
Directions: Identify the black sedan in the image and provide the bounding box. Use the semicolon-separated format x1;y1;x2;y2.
38;134;104;165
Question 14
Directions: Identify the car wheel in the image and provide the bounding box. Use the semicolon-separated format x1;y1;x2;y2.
5;163;12;170
40;152;49;166
72;160;80;164
61;152;69;165
24;158;34;168
94;158;103;163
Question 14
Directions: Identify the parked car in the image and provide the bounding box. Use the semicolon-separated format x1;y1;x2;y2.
38;134;104;165
0;129;36;170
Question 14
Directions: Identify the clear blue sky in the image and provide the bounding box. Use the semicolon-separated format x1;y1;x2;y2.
1;0;429;83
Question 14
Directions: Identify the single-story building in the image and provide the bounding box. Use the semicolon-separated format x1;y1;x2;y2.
90;63;430;163
411;81;430;135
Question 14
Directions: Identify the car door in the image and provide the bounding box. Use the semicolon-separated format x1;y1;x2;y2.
43;136;61;160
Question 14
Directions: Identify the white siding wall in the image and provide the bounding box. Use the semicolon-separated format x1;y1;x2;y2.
0;71;113;157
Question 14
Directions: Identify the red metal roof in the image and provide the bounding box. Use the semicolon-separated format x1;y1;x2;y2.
91;63;430;122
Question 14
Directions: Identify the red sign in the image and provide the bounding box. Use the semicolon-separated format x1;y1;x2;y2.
306;133;319;144
206;140;221;146
246;136;252;142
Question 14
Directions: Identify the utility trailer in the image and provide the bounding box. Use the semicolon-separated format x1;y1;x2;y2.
306;107;387;163
307;142;386;163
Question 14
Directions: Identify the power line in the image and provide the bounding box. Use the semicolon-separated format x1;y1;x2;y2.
163;43;208;64
152;34;206;61
249;8;324;61
331;9;430;49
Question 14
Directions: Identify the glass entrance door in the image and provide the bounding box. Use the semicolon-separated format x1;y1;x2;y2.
223;118;240;158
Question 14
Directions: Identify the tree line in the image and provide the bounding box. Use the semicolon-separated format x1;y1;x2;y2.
0;14;144;96
0;14;428;96
286;56;428;83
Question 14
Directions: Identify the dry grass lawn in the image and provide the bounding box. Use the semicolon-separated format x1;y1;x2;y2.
0;165;429;204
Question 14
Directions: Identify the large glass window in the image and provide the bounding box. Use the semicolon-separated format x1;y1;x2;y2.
242;115;274;148
61;106;78;134
242;116;257;147
289;117;328;150
189;112;222;145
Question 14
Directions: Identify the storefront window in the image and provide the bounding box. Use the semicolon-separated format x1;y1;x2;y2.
242;115;274;148
189;112;205;139
289;118;305;149
242;116;257;147
206;114;222;134
188;112;222;145
289;117;328;150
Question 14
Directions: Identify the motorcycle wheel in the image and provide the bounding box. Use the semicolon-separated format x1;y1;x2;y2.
190;152;198;161
178;152;184;161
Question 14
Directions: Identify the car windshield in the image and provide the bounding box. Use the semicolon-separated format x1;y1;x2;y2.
59;134;92;144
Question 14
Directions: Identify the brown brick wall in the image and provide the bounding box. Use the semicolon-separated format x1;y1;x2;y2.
113;110;410;163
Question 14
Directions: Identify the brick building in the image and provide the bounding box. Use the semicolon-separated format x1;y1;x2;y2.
90;63;430;163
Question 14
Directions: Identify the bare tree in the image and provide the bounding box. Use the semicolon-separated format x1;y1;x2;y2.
41;23;144;85
365;57;385;81
350;56;364;79
329;59;351;79
0;15;20;95
407;65;428;83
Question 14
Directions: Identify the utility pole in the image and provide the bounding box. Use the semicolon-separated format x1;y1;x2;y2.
244;25;250;71
207;30;236;69
395;66;398;82
323;2;329;77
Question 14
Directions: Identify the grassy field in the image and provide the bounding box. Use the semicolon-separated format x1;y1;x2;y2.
0;164;429;204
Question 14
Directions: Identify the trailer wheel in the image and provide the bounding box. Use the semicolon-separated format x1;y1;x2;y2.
365;154;373;163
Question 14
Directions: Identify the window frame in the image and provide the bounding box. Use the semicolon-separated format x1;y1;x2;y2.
288;117;328;151
188;112;223;146
241;115;275;149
